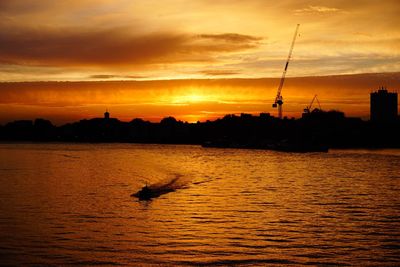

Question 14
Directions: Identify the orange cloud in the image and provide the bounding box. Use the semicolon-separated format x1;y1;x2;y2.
0;0;399;81
0;26;261;67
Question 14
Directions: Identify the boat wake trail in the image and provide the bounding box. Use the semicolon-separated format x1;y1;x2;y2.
131;174;188;200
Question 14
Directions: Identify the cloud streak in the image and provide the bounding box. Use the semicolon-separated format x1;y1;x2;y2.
294;5;342;15
0;0;399;81
0;26;261;68
88;74;148;79
198;70;240;76
198;33;262;43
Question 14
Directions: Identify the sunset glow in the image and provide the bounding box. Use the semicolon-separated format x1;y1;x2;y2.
0;0;399;123
0;2;399;266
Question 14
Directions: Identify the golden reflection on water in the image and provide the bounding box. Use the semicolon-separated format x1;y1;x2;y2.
0;144;399;265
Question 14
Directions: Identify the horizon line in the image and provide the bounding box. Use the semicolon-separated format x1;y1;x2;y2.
1;109;368;127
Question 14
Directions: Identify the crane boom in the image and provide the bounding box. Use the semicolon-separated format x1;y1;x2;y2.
303;94;322;114
273;24;300;119
309;94;318;110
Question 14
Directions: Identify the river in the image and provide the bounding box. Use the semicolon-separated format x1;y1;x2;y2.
0;144;399;266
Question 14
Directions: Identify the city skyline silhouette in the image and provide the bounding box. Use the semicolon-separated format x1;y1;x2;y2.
0;1;399;266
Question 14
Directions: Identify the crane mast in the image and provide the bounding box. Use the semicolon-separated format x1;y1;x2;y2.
273;24;300;119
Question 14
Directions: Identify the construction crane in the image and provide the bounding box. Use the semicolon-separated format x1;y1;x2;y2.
272;24;300;119
303;94;321;114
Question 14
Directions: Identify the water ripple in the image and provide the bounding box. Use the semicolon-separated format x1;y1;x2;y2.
0;144;399;266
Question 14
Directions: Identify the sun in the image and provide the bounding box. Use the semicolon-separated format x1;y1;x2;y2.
172;93;212;104
180;94;207;103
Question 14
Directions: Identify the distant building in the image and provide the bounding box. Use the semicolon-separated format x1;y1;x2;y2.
259;113;271;119
370;87;398;122
104;109;110;120
240;113;252;119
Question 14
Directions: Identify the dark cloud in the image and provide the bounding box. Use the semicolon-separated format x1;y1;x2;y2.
0;26;261;68
198;33;262;43
0;1;45;13
0;27;186;66
0;0;98;15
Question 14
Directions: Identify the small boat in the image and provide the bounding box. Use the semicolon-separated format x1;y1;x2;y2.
131;184;175;200
136;185;153;200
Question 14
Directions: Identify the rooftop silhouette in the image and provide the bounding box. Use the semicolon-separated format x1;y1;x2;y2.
0;109;399;151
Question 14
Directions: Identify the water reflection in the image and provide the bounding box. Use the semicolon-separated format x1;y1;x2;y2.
0;144;399;265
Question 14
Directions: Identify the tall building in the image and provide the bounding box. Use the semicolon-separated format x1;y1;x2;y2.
370;87;398;122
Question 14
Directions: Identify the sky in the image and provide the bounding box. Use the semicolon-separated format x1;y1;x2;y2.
0;0;399;123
